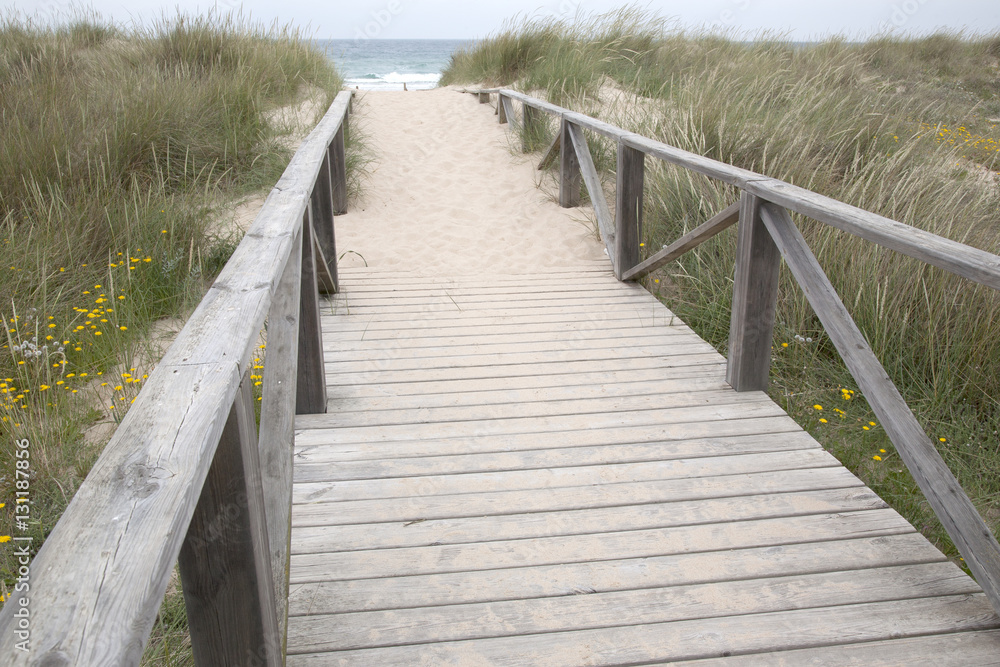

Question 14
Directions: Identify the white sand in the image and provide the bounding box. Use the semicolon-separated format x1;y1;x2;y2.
334;87;608;275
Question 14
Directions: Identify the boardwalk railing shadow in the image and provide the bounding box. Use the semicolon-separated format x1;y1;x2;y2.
476;86;1000;618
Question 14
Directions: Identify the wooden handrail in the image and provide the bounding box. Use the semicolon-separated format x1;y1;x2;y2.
476;86;1000;615
487;88;1000;290
759;201;1000;605
0;90;353;664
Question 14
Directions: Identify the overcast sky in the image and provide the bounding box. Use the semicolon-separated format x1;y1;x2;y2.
4;0;1000;41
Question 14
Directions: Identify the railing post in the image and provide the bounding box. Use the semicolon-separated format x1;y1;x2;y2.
257;226;303;659
310;152;339;294
498;93;508;124
727;191;781;391
478;92;489;104
178;371;281;667
329;124;348;216
615;141;645;280
297;204;328;414
558;117;581;207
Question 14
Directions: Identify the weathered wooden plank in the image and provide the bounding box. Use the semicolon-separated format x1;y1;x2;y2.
567;122;616;264
331;284;636;306
289;509;914;583
293;445;836;503
331;278;625;296
323;331;710;362
497;93;507;123
498;89;565;116
287;595;1000;665
288;563;977;653
615;140;645;279
320;322;693;346
323;307;670;328
294;401;786;451
322;326;685;353
329;124;348;217
336;266;614;285
322;364;727;401
294;446;836;502
330;290;639;310
179;373;281;667
501;95;516;129
330;292;655;314
295;414;796;464
322;340;721;375
538;129;561;170
287;532;945;615
559;117;582;207
337;342;706;367
312;385;769;429
623;200;740;281
291;467;867;528
296;431;818;482
623;132;770;188
296;207;327;414
747;178;1000;291
294;448;839;504
321;310;690;335
333;279;616;296
257;227;302;652
0;363;238;664
323;375;726;412
292;487;883;554
759;201;1000;615
327;290;669;312
562;109;631;141
323;349;725;381
323;324;696;350
331;291;636;310
727;191;780;391
672;628;1000;666
319;354;729;387
321;305;685;332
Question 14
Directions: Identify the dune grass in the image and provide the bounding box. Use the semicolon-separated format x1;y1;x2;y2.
0;10;354;660
443;9;1000;564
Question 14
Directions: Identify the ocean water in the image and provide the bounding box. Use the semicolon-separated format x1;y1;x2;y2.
317;39;471;91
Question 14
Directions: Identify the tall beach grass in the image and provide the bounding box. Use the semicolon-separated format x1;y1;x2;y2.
443;9;1000;562
0;11;355;662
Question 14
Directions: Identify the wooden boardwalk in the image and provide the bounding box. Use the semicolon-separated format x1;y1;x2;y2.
285;266;1000;665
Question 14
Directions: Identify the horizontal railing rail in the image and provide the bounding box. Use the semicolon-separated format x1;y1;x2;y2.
477;86;1000;615
0;91;353;665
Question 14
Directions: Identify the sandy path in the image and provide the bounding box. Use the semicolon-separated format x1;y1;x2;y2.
334;87;607;275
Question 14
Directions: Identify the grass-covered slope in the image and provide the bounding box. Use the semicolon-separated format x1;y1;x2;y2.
443;9;1000;564
0;11;344;603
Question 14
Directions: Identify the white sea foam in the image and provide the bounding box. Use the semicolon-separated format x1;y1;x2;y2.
346;71;442;91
